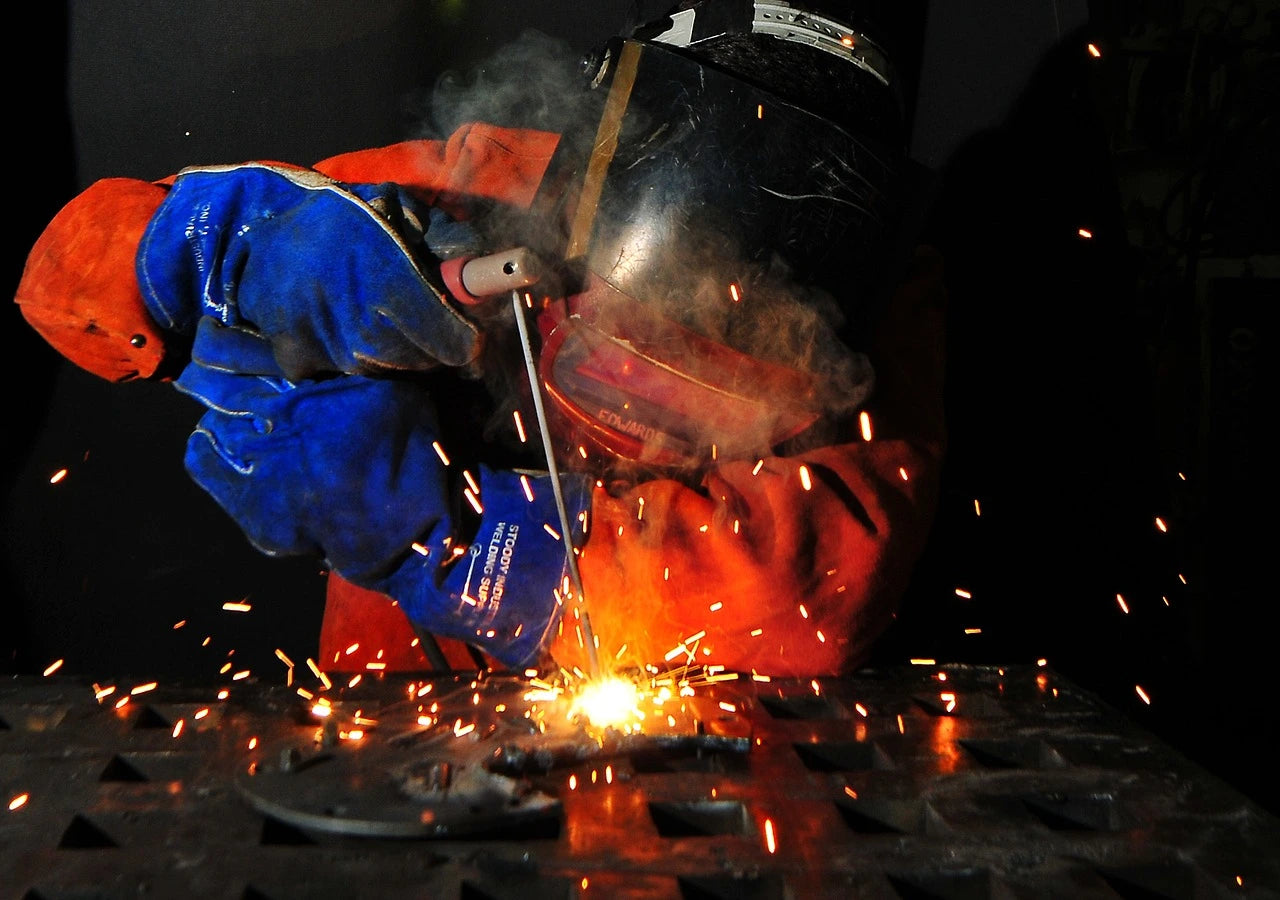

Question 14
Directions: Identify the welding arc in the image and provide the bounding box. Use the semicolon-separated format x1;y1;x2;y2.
511;290;602;678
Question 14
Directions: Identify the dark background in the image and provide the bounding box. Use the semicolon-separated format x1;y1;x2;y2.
3;1;1274;816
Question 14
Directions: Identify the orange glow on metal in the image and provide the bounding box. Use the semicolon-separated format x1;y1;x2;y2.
222;601;252;612
9;793;30;811
859;410;873;441
42;659;64;677
764;817;777;853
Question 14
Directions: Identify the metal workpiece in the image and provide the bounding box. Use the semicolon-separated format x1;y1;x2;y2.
3;664;1277;899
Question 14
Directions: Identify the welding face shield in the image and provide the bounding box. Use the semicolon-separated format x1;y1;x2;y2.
523;3;908;472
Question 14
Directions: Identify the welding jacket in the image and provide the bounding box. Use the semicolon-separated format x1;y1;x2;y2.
15;123;946;677
309;127;947;677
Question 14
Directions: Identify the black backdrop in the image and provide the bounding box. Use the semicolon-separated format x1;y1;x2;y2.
4;1;1273;815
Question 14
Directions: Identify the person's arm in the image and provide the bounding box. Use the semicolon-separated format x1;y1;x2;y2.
556;248;947;677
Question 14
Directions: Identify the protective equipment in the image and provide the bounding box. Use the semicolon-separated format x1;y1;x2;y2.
15;179;171;382
175;319;590;667
519;0;908;472
138;163;481;381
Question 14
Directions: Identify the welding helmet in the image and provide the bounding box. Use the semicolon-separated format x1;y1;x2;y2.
527;1;910;471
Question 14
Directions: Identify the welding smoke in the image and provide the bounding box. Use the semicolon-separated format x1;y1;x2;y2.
417;26;899;469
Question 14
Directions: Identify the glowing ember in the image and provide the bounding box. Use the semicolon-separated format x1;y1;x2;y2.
569;675;642;729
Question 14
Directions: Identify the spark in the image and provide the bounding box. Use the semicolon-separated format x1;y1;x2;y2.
954;588;972;599
764;817;777;853
544;523;561;540
964;628;982;635
854;702;868;717
1155;516;1167;533
757;103;764;119
454;720;476;737
859;410;873;441
798;604;809;619
896;714;905;733
752;459;765;475
569;774;578;790
799;464;812;491
248;737;258;750
194;708;209;720
1087;42;1101;57
729;283;741;302
1135;684;1151;705
130;682;158;695
811;679;821;695
1036;658;1048;667
520;474;535;502
232;670;250;681
114;696;130;710
606;765;613;784
974;499;982;516
463;469;480;494
94;685;116;701
718;701;736;713
9;793;29;811
513;410;527;442
348;674;362;688
311;703;332;718
841;35;854;46
365;662;386;671
1078;227;1093;239
431;441;450;465
173;619;186;629
899;467;909;481
750;628;763;637
1178;573;1187;584
222;601;252;613
578;445;588;459
751;672;771;682
940;692;957;713
816;630;827;643
217;689;229;700
464;487;483;515
909;658;936;666
42;659;64;677
1116;594;1130;614
172;719;184;738
345;643;360;656
274;648;294;668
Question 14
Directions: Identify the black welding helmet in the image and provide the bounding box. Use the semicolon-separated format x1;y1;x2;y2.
527;1;910;471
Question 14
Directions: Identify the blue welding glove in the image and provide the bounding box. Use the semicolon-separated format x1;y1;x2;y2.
175;320;590;666
136;163;482;381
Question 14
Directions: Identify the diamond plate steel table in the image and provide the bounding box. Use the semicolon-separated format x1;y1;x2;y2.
3;663;1277;899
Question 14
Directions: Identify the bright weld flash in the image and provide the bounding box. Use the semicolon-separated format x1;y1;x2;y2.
570;675;641;729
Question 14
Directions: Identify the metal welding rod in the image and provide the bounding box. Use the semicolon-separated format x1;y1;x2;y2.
510;289;603;679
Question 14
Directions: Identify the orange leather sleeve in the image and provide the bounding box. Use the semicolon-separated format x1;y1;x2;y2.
312;123;560;217
554;248;948;677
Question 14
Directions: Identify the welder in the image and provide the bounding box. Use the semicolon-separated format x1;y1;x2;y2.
13;1;945;678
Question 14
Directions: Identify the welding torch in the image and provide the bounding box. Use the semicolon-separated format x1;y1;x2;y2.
441;249;604;679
